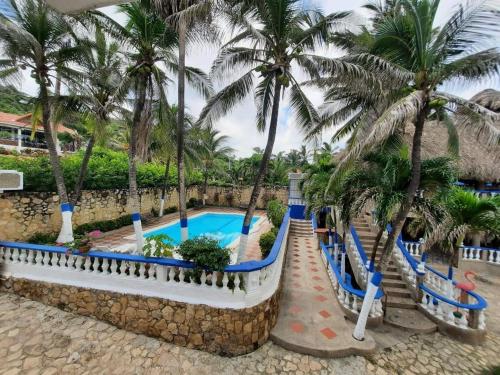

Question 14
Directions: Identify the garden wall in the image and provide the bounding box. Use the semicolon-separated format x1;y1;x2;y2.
0;276;282;356
0;185;288;241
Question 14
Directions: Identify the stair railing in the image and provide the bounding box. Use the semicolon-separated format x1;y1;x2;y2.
320;240;384;320
347;225;370;287
395;231;488;331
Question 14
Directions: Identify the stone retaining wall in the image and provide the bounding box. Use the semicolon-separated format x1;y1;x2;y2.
0;276;283;356
0;185;288;241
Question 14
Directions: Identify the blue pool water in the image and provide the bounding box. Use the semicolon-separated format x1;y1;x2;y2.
144;213;260;247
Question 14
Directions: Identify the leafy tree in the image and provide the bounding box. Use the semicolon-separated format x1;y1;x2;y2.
312;0;500;272
0;85;33;114
0;0;83;242
198;0;353;261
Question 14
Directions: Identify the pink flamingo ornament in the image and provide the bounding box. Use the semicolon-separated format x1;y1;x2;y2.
456;271;476;304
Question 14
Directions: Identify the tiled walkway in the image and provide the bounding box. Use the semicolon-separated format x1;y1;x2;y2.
271;235;376;357
92;207;271;262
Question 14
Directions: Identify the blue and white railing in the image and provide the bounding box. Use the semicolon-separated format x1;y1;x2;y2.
461;246;500;266
472;189;499;198
346;225;371;287
320;241;384;320
395;236;488;330
0;211;291;309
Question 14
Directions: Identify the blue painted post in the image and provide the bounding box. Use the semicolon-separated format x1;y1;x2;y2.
132;212;144;253
447;265;454;298
341;245;346;283
367;260;375;285
236;224;250;263
353;272;383;341
56;203;74;243
328;228;333;247
180;218;188;242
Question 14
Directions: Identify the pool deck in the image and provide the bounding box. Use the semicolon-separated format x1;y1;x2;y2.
91;207;272;262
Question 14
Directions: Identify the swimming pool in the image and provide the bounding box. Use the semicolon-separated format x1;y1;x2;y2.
144;212;261;248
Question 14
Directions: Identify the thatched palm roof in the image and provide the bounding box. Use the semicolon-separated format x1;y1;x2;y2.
416;89;500;182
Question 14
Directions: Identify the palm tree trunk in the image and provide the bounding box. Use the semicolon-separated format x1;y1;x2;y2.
376;100;430;273
159;156;171;217
177;18;188;242
369;226;384;268
203;166;208;205
71;134;96;207
39;81;73;243
130;75;148;252
236;80;282;262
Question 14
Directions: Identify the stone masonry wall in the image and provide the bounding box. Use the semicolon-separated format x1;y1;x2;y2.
0;277;282;356
0;185;288;241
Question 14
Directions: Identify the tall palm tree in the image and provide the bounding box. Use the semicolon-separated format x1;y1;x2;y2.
152;0;217;242
93;1;211;250
198;0;355;261
0;0;81;243
68;27;127;206
313;0;500;272
424;188;500;268
200;127;233;203
149;104;200;216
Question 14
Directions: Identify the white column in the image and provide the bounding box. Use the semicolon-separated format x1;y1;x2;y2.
180;218;188;242
132;212;144;253
341;247;346;283
16;128;22;152
56;203;74;243
236;224;250;263
353;272;383;341
159;198;165;217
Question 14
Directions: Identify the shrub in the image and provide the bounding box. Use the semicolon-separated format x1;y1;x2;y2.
187;197;202;209
26;232;58;245
177;236;231;273
143;234;174;257
259;229;278;258
266;199;286;228
164;206;177;214
74;214;132;235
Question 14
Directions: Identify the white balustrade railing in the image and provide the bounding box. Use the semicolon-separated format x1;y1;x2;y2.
347;232;369;286
320;242;383;320
403;240;424;258
461;246;482;261
486;249;500;265
0;214;290;309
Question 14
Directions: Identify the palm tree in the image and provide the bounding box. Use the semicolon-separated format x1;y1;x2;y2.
198;0;355;261
200;127;233;203
313;0;500;272
93;1;211;250
68;27;127;206
149;104;201;216
0;0;81;243
152;0;217;242
424;188;500;268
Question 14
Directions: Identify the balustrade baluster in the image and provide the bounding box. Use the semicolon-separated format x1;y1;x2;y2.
35;251;43;266
101;258;109;274
19;249;27;263
352;296;358;312
179;268;185;282
211;271;218;288
222;273;229;289
168;267;176;283
139;263;146;279
75;256;83;271
12;248;20;262
42;251;51;267
129;263;137;278
200;270;207;285
234;273;241;291
110;259;118;275
84;257;92;272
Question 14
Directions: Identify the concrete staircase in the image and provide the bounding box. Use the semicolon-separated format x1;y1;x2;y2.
351;216;416;309
351;216;436;333
289;219;314;238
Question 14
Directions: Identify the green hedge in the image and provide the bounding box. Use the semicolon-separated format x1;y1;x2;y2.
0;147;203;192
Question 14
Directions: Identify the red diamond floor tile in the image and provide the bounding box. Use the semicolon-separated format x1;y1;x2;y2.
293;266;300;270
312;275;322;281
319;310;331;318
310;268;319;272
290;322;305;333
315;295;327;302
313;285;324;292
289;306;301;314
320;327;337;339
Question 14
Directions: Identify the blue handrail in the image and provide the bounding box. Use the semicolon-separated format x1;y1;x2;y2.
349;225;368;266
0;209;291;273
320;241;383;299
419;283;487;310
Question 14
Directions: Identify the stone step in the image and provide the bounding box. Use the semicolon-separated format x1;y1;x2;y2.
383;308;437;333
383;286;412;298
383;271;402;280
385;296;417;309
382;279;407;288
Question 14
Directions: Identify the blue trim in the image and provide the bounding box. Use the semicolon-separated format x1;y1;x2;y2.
447;266;453;280
350;225;368;267
420;284;487;310
320;241;383;299
61;203;72;212
131;212;141;221
368;260;375;273
0;209;291;274
371;272;383;287
421;252;428;263
241;225;250;235
180;218;188;228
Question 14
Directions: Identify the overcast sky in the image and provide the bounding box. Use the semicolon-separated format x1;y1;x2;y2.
14;0;500;157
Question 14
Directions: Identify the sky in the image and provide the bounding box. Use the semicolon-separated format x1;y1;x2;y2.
9;0;500;157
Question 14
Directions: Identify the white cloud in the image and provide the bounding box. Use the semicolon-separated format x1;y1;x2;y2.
4;0;500;157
